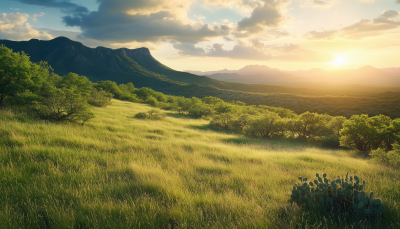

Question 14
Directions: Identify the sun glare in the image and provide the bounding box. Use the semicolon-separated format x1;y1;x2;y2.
333;56;347;65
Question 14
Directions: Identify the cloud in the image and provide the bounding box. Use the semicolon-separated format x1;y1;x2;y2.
0;13;53;40
173;39;333;62
207;43;272;59
306;10;400;40
61;0;231;43
234;0;288;38
173;43;206;56
302;0;338;8
201;0;260;10
15;0;88;13
32;12;45;22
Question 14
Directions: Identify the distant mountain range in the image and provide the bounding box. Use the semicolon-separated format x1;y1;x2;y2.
186;65;400;87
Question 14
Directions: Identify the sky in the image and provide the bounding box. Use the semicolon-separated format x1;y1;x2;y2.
1;0;400;71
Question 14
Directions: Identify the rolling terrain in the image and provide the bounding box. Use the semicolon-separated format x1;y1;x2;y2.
1;37;400;119
1;100;399;228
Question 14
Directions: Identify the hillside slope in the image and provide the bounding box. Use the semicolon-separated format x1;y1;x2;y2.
0;37;230;89
2;37;400;118
3;37;391;96
0;100;399;228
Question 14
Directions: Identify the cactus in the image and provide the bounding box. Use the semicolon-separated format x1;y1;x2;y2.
289;172;384;221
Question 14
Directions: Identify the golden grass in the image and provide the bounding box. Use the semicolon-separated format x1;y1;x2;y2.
0;100;399;228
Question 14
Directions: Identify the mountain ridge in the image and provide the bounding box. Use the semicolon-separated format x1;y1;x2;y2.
189;64;400;87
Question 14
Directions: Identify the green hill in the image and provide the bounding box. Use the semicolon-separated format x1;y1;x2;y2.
1;37;400;119
1;100;399;228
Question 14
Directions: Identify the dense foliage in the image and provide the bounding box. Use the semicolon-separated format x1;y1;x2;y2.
1;45;399;162
134;109;166;120
0;46;111;124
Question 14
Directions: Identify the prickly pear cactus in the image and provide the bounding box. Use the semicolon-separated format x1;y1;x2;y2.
291;172;384;220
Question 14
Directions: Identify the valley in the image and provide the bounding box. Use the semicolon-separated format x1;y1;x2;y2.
1;100;399;228
1;37;400;119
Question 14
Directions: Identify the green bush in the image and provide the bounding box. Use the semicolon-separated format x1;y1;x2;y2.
134;109;166;120
370;143;400;169
87;88;113;107
291;172;384;223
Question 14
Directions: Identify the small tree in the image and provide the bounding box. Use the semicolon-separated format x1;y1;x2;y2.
35;75;94;125
87;88;113;107
210;113;237;129
0;45;50;105
339;114;396;153
244;112;285;139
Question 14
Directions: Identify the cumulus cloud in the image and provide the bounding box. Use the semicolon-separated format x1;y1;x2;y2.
201;0;260;10
173;43;206;56
234;0;289;38
302;0;338;8
61;0;230;43
306;10;400;40
207;43;272;59
15;0;88;13
0;13;53;40
173;39;333;62
32;12;45;22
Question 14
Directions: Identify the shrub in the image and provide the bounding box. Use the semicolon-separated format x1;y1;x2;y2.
134;112;148;119
290;172;384;223
370;143;400;169
87;88;113;107
35;86;94;125
134;109;166;120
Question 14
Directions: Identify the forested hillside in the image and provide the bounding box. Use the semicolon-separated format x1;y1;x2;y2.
1;37;400;119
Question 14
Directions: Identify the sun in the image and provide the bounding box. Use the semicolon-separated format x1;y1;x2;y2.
333;55;347;65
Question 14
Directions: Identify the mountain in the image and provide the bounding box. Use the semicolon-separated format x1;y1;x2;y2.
2;37;400;118
186;65;283;76
206;72;304;84
188;64;400;87
291;65;400;86
381;67;400;74
0;37;229;92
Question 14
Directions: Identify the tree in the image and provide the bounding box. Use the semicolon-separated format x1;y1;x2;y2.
210;113;237;129
87;87;113;107
339;115;373;152
35;74;94;125
298;112;327;139
329;116;347;136
338;114;396;153
244;112;284;139
0;45;50;105
188;104;215;117
202;96;224;105
230;114;253;131
97;80;125;99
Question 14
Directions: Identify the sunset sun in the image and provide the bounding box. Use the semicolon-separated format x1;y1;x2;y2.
333;56;347;65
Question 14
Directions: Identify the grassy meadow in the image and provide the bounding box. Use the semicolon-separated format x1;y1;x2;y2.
0;99;399;228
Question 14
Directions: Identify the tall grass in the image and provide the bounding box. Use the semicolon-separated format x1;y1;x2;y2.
0;100;399;228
